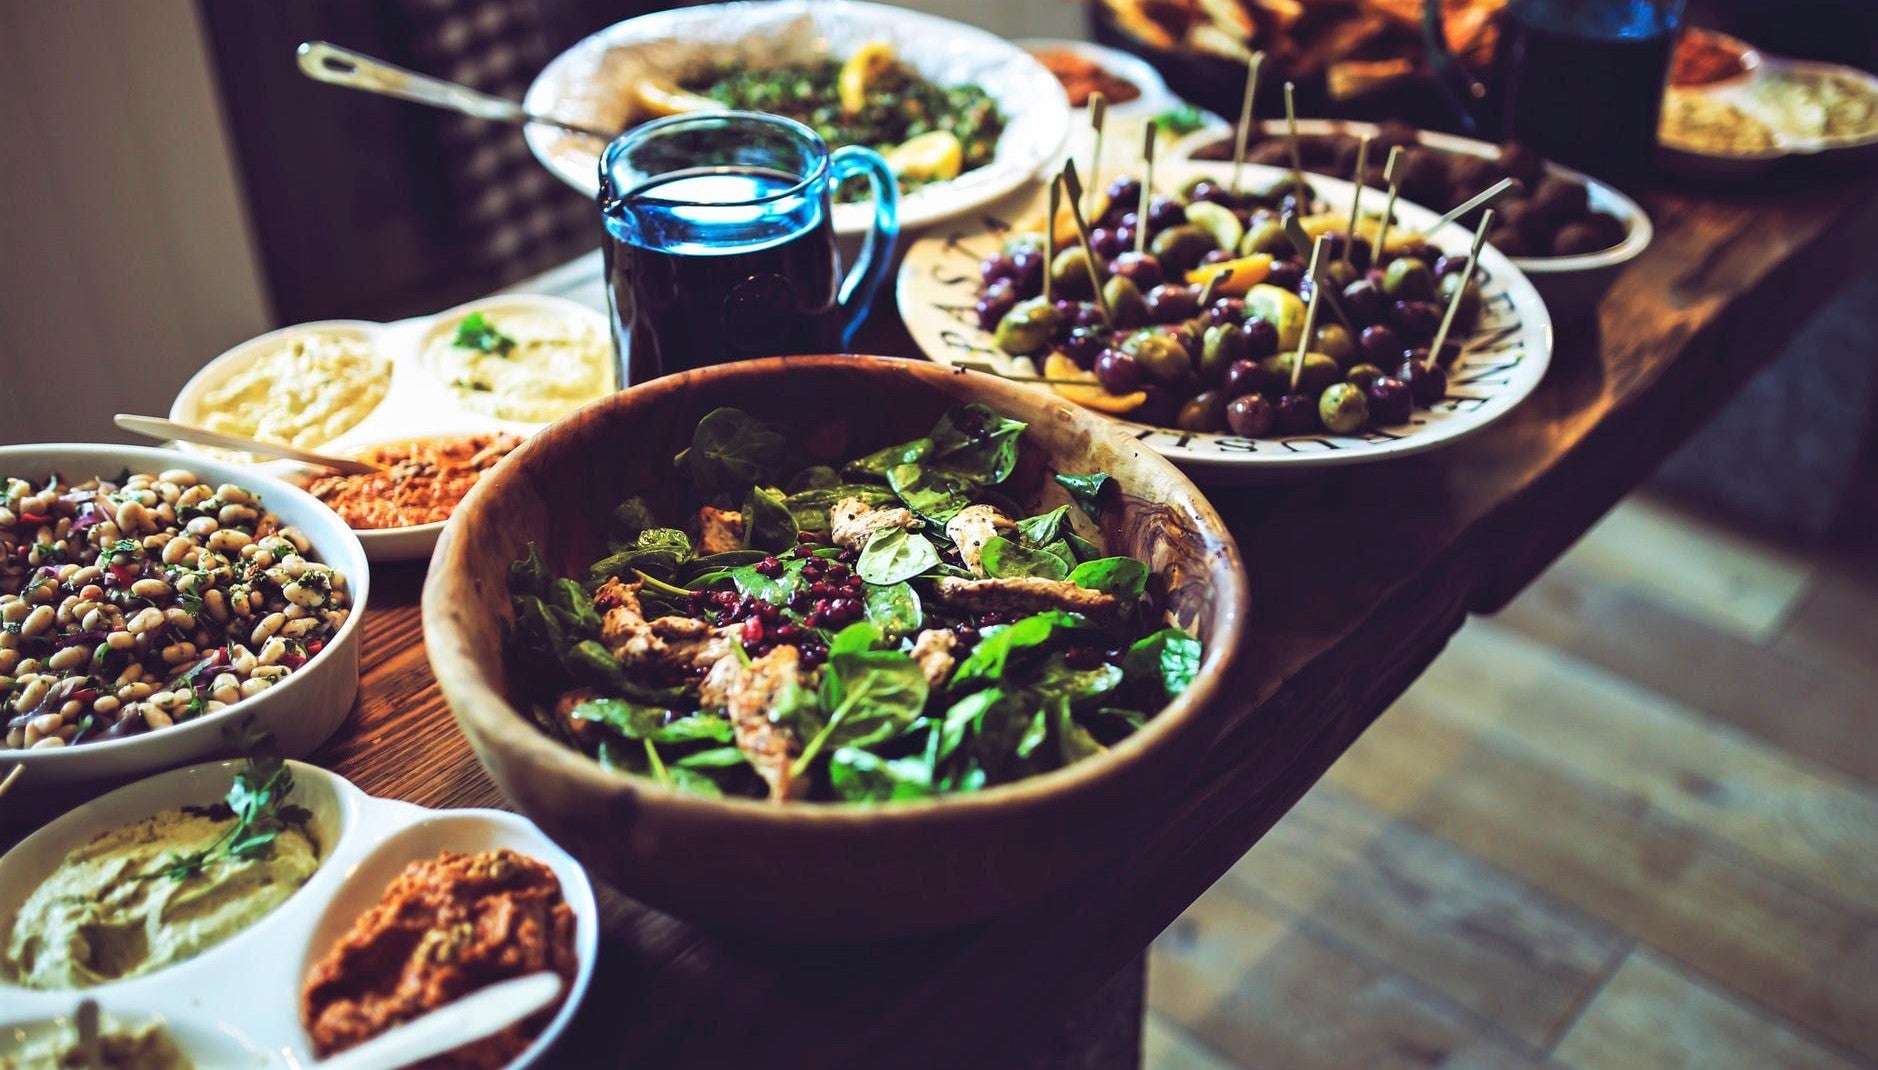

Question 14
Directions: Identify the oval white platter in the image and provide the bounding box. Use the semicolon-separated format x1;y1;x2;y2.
522;0;1072;235
895;160;1555;481
169;293;612;563
0;759;599;1068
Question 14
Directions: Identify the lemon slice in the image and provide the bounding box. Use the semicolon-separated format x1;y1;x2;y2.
1244;283;1309;350
630;77;722;120
1186;253;1273;295
883;130;963;182
1183;200;1245;254
1044;353;1147;415
1297;212;1422;256
839;42;897;116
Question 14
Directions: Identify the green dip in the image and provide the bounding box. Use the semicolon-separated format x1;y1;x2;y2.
0;1018;193;1070
1;808;320;990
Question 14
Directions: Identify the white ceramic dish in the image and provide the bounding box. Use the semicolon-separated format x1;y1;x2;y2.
0;444;369;787
1012;37;1179;119
895;159;1554;482
1166;119;1653;322
0;760;598;1068
169;294;608;563
1660;55;1878;177
521;0;1072;235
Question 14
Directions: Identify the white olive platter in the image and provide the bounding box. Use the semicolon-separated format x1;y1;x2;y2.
894;159;1555;483
0;759;599;1068
168;294;612;563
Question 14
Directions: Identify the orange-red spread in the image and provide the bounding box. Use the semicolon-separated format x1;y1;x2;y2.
302;848;577;1069
306;433;520;530
1032;49;1142;107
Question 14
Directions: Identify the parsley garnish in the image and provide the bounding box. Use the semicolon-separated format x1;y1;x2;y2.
453;312;516;356
162;731;311;880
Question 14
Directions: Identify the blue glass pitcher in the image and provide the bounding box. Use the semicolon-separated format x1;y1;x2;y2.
599;111;900;386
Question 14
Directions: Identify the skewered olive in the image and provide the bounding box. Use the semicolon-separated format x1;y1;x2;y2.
1226;393;1275;436
1240;219;1290;257
1094;348;1143;393
1389;300;1442;345
1104;177;1143;219
1061;326;1106;368
1323;259;1360;290
1122;330;1195;386
1438;273;1481;332
1275;393;1321;434
1176;390;1230;432
1366;376;1413;424
1144;284;1201;324
1241;317;1280;359
1207;297;1247;326
1089;226;1126;260
1184;179;1234;206
1382;258;1437;302
1259;352;1341;395
1358;324;1403;363
1146;196;1189;233
1266;259;1304;292
1313;324;1357;368
1434;254;1472;277
995;297;1063;355
1070;302;1108;329
1244;284;1309;350
976;282;1018;330
1008;247;1046;294
1318;382;1370;434
1395;357;1449;406
981;254;1018;286
1104;275;1148;328
1148;224;1216;277
1341;278;1386;324
1224;357;1277;398
1200;323;1250;385
1346;363;1385;392
1050;246;1097;300
1108;251;1164;289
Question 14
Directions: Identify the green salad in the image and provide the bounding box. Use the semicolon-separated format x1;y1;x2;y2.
504;404;1201;803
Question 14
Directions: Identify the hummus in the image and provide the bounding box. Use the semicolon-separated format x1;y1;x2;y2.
1;808;320;990
0;1018;193;1070
199;331;391;450
427;308;613;423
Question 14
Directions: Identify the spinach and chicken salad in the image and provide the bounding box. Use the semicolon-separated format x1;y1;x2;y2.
504;404;1201;803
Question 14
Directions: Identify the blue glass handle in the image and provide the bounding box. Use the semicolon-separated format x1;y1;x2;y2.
828;145;900;346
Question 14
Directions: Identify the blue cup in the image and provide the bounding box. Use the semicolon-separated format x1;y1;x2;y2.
599;111;900;386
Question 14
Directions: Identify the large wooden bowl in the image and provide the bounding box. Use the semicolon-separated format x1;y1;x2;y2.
422;356;1248;938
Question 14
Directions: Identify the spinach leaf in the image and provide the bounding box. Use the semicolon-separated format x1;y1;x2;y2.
1122;627;1203;699
675;407;791;497
929;404;1026;486
1035;655;1124;701
887;462;974;525
980;536;1070;581
951;610;1089;689
571;700;736;744
1066;532;1106;563
741;485;798;551
728;557;809;605
1055;471;1113;517
1017;706;1051;760
846;436;931;480
674;745;749;768
828;621;883;659
862;581;922;639
636;528;692;557
787;465;842;493
1068;557;1149;598
829;748;933;802
782;483;899;533
606;497;659;547
680;550;771;588
1053;696;1106;765
856;527;941;585
666;766;727;799
1016;505;1073;546
509;543;551;598
797;650;930;774
550;578;602;635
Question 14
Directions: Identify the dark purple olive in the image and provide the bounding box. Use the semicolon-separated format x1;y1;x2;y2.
1053;298;1077;317
1061;326;1106;368
1434;254;1472;277
1241;316;1280;359
1366;376;1413;424
1396;357;1449;406
1358;323;1404;363
1095;348;1143;393
1266;259;1304;293
1106;177;1143;214
1397;242;1441;266
1226;393;1275;436
1388;300;1442;345
975;283;1018;330
1341;279;1387;325
1275;393;1321;435
1207;297;1247;326
1431;338;1463;367
1071;302;1108;329
1146;196;1187;233
980;255;1018;286
1089;227;1126;261
1159;321;1200;355
1108;251;1164;289
1144;284;1200;324
1224;357;1276;398
1134;384;1179;426
1115;225;1138;252
1185;178;1233;206
1176;390;1230;432
1009;248;1046;294
1199;248;1236;268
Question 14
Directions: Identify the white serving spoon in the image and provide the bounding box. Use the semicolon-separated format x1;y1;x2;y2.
113;414;383;475
315;972;564;1070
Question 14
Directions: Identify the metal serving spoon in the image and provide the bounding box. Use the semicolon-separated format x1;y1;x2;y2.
114;414;383;475
296;41;620;142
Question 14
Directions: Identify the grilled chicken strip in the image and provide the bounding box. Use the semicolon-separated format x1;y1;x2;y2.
698;506;746;554
830;496;918;550
931;576;1120;619
719;644;809;802
909;628;959;687
945;504;1016;577
597;577;735;673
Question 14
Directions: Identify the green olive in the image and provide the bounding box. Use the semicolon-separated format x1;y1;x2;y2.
1122;330;1195;387
1149;224;1218;277
1199;323;1249;386
1050;246;1096;301
1103;275;1147;328
1440;272;1483;333
1382;258;1437;302
1323;260;1360;290
1318;382;1370;434
1312;323;1357;368
995;297;1063;356
1239;219;1290;257
1346;363;1386;392
1002;232;1046;257
1259;351;1341;395
1175;390;1230;432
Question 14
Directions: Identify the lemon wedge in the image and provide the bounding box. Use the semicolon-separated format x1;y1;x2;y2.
839;42;897;116
630;77;722;120
1296;212;1423;256
1244;283;1309;350
883;130;963;182
1045;353;1147;415
1186;253;1273;295
1183;200;1245;254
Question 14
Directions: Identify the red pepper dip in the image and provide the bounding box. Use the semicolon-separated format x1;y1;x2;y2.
1031;48;1142;107
306;433;521;530
302;848;578;1069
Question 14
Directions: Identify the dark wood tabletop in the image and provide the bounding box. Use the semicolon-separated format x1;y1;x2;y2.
306;164;1878;1069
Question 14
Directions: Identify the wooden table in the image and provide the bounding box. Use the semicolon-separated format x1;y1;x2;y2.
310;165;1878;1069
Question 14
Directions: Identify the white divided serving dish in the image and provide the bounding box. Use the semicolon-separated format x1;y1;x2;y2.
0;760;598;1068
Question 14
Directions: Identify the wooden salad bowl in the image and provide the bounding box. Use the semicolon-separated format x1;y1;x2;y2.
422;355;1249;939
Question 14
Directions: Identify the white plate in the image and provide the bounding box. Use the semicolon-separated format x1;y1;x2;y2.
521;0;1072;235
1663;56;1878;161
894;159;1554;481
168;294;610;563
0;760;598;1069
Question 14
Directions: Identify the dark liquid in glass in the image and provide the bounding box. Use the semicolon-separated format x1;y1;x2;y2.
603;167;841;385
1494;0;1678;178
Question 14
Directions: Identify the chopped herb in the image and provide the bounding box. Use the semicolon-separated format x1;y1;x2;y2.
452;311;516;356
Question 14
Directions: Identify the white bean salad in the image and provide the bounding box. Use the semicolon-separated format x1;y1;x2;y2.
0;468;352;751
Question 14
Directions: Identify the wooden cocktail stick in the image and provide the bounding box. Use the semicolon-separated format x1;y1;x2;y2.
1228;51;1265;199
1289;234;1329;393
1343;134;1371;270
1061;161;1113;323
1197;267;1231;309
1085;92;1107;220
1374;145;1406;261
1281;214;1356;334
1429;177;1515;234
1044;177;1058;305
1425;209;1494;371
1134;121;1155;256
1283;81;1305;205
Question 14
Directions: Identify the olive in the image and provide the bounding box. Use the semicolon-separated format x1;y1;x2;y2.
1207;297;1247;326
975;282;1018;330
1585;212;1630;248
1148;224;1216;277
1146;196;1188;233
1176;390;1230;432
1389;300;1442;345
1059;326;1107;368
1184;178;1233;206
1094;275;1138;328
1199;249;1236;270
1341;278;1386;325
1226;393;1275;437
1144;284;1201;324
1318;382;1370;434
1346;363;1386;392
1531;176;1590;224
1323;259;1360;291
1398;242;1442;266
1275;393;1321;434
1161;321;1201;356
1122;330;1195;386
1009;247;1046;294
1094;348;1142;392
980;254;1018;286
1439;273;1482;332
1552;222;1607;256
1224;357;1276;398
1366;376;1413;425
1260;352;1340;395
1108;251;1164;290
1241;317;1280;359
1498;140;1547;188
1200;323;1250;385
1255;174;1312;204
1313;323;1357;368
1499;199;1552;251
1382;258;1437;302
1395;357;1449;406
1434;254;1472;277
1240;218;1290;257
1266;259;1305;293
1050;246;1097;301
994;297;1063;355
1488;225;1532;257
1105;177;1143;219
1134;384;1179;426
1359;324;1404;363
1089;226;1126;261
